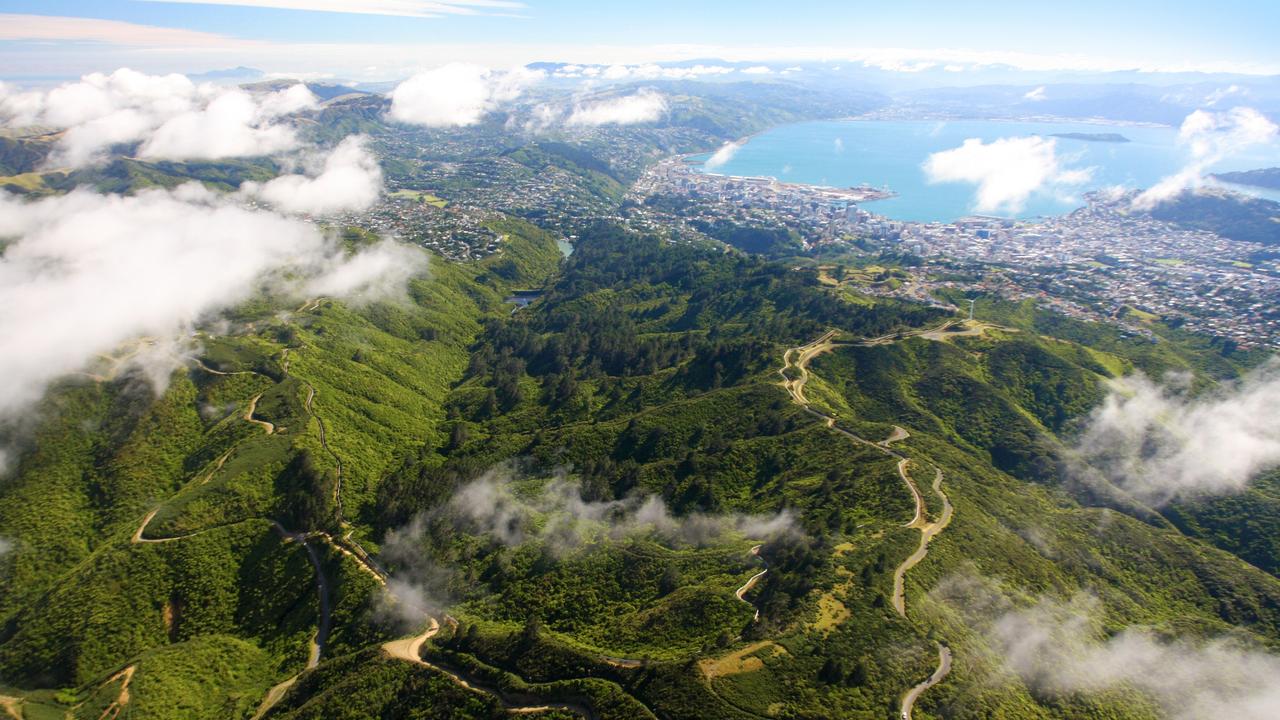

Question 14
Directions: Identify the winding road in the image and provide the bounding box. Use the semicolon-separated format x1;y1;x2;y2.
891;466;953;618
382;620;594;718
734;545;768;623
900;644;952;720
778;328;957;719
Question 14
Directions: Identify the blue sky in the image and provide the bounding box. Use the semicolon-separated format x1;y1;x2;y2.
1;0;1278;79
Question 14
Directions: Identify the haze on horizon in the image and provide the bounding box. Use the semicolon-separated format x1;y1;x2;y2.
0;0;1278;80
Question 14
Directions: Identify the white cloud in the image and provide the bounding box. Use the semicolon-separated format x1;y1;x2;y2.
387;63;541;127
0;184;419;417
137;87;313;161
1024;86;1047;101
593;63;734;81
0;12;238;47
703;140;743;171
305;239;428;300
446;467;797;551
993;594;1280;720
0;69;317;167
566;89;667;126
923;135;1091;213
1134;107;1279;209
133;0;524;17
861;59;934;73
1073;364;1280;504
241;134;382;214
741;65;773;75
7;31;1280;79
1204;84;1243;106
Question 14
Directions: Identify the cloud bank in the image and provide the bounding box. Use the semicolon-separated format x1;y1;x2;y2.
0;68;317;167
566;89;667;127
1134;107;1279;209
0;184;422;417
1072;364;1280;504
923;135;1091;213
387;63;541;127
241;134;383;214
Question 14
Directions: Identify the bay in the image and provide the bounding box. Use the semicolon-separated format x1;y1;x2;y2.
692;119;1280;222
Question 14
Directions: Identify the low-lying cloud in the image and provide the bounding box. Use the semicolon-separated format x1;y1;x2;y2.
924;135;1092;213
449;466;796;551
0;184;423;417
0;68;317;167
595;63;733;81
997;594;1280;720
932;573;1280;720
387;63;541;127
1072;364;1280;504
241;134;382;215
566;89;667;127
1134;106;1278;209
703;140;743;171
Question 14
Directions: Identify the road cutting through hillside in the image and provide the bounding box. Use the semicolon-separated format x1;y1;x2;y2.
382;619;595;718
778;328;956;720
242;393;275;434
734;545;768;623
891;465;953;617
900;644;952;720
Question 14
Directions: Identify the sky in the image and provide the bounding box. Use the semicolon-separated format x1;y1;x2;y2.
1;0;1278;80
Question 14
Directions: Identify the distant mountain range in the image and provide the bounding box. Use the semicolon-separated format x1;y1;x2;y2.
1213;167;1280;190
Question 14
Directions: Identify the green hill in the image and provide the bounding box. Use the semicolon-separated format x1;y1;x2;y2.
1;217;1277;720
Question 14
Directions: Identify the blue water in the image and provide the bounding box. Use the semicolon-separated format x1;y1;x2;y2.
693;120;1280;222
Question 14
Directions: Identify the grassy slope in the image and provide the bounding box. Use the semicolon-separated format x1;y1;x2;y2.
0;222;562;715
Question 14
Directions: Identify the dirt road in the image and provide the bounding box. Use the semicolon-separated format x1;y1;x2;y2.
734;545;768;623
900;644;951;720
891;466;953;618
382;619;594;718
778;329;957;719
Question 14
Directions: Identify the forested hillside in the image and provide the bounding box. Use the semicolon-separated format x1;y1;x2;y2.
2;219;1278;720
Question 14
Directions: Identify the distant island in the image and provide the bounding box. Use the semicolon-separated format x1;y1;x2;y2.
1211;167;1280;190
1050;132;1130;143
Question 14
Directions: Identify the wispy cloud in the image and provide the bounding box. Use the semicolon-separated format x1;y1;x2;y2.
1133;107;1278;209
703;139;743;170
996;594;1280;720
240;134;383;215
0;13;240;47
134;0;525;18
1071;364;1280;504
566;89;667;126
934;573;1280;720
923;135;1092;213
0;183;420;418
443;465;796;552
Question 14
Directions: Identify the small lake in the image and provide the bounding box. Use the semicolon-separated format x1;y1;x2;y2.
692;119;1280;222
